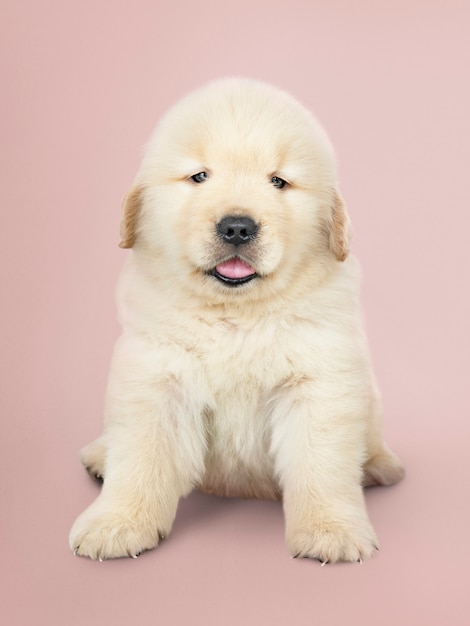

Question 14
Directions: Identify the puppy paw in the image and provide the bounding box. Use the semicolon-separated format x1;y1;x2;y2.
69;503;163;560
287;520;378;563
363;449;405;487
80;437;107;480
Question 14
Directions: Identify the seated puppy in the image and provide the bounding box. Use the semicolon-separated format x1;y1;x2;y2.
70;78;404;563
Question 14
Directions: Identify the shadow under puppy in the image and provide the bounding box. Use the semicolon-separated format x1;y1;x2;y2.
70;78;404;563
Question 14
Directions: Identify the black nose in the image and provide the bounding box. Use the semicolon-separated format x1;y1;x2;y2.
216;216;258;246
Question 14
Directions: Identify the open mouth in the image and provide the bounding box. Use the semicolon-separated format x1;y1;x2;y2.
209;257;258;286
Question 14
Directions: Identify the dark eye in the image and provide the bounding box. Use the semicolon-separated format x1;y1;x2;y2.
271;176;287;189
191;171;208;183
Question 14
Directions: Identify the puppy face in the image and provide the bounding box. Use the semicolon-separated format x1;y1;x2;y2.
121;79;350;303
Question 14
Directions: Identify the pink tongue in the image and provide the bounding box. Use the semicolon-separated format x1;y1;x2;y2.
216;258;255;279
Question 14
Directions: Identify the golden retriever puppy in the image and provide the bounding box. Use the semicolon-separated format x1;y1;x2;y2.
70;78;404;563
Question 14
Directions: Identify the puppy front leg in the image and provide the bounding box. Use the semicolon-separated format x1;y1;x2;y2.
70;351;207;560
270;382;378;563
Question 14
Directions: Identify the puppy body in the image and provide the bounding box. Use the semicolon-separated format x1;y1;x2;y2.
70;79;404;563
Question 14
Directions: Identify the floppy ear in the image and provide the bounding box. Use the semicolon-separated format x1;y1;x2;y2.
119;185;144;248
329;189;351;262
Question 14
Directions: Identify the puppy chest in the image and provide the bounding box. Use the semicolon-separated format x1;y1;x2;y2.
189;316;309;464
203;391;274;489
198;318;291;429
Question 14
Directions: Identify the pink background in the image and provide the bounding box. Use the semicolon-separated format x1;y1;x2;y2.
2;0;469;624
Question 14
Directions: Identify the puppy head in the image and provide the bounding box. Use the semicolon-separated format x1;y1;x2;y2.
120;79;351;302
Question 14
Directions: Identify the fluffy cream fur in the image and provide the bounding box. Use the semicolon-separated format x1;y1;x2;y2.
70;78;404;563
